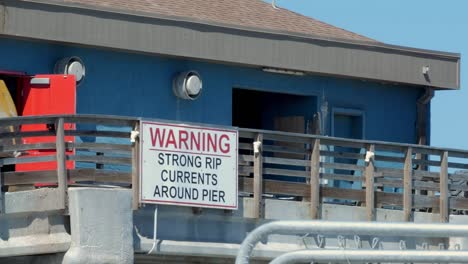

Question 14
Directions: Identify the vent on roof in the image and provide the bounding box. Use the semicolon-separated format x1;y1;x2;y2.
271;0;279;9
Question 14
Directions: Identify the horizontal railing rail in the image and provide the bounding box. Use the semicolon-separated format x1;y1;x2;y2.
1;114;468;221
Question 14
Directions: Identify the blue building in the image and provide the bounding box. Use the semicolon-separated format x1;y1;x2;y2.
0;0;462;263
0;0;459;143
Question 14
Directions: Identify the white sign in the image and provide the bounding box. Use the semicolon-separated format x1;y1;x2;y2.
140;121;238;209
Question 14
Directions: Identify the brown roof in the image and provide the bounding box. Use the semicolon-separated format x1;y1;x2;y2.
56;0;376;43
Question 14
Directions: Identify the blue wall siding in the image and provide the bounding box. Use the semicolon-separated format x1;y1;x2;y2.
0;37;422;144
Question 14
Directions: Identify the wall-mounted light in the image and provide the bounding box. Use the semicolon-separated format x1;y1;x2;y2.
422;66;430;75
54;57;86;85
173;71;203;100
262;67;305;76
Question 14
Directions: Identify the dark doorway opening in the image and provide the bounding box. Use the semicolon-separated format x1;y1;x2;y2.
232;88;317;133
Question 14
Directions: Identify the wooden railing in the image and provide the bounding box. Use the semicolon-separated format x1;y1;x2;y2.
0;115;138;212
238;128;468;222
1;115;468;222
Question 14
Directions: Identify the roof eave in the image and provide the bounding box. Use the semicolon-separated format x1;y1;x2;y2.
0;0;461;89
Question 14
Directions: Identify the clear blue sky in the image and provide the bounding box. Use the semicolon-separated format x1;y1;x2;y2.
271;0;467;149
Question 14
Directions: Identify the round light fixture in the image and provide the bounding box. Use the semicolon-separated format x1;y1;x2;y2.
173;71;203;100
54;57;86;85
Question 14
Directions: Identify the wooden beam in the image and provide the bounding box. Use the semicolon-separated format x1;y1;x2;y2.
132;122;140;210
0;165;3;214
440;151;449;223
403;147;413;222
310;139;321;219
253;133;264;218
4;169;131;185
365;144;376;221
55;117;67;210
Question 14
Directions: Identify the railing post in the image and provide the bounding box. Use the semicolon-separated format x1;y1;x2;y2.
132;122;140;210
0;165;3;214
440;151;449;223
403;147;413;222
56;117;67;210
310;138;321;219
365;144;375;221
253;133;264;218
96;152;104;169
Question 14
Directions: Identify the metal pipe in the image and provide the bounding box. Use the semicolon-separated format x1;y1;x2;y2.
270;249;468;264
235;221;468;264
147;205;159;254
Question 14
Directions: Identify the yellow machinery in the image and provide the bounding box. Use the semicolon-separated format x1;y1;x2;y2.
0;80;17;148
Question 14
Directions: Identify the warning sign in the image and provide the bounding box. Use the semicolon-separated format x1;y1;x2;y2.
139;121;238;209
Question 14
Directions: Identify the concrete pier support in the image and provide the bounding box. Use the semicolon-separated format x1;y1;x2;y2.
63;188;133;264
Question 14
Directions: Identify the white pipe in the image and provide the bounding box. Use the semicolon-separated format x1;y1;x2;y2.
270;249;468;264
235;221;468;264
147;205;159;254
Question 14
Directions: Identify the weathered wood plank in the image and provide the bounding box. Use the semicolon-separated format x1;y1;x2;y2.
262;133;311;144
450;197;468;210
376;178;440;191
365;144;376;221
238;143;253;150
320;173;363;182
0;155;57;166
238;154;253;162
375;155;405;163
412;159;440;167
310;139;321;219
263;168;309;178
321;138;366;149
238;166;253;176
56;118;67;210
440;151;449;223
263;145;309;155
447;162;468;170
63;115;136;127
320;150;365;160
413;169;440;179
3;170;57;185
321;162;365;171
263;156;308;167
403;147;413;222
0;142;56;152
65;130;130;138
321;187;365;201
447;151;468;159
238;130;256;139
412;147;444;156
0;130;55;140
376;167;440;179
0;116;58;126
69;155;132;165
253;133;264;218
4;169;131;185
238;176;253;193
71;142;132;153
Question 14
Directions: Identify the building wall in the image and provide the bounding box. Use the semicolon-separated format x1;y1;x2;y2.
0;37;423;144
